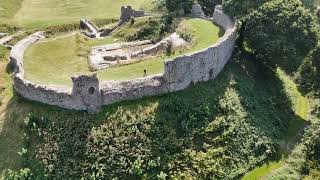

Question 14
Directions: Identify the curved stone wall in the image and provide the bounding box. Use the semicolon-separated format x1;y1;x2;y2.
10;5;237;112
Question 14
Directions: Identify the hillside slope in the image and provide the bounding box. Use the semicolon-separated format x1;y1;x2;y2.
0;50;305;179
4;0;152;28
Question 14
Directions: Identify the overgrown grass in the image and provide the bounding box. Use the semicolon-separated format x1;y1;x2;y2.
0;47;27;177
24;18;223;86
242;68;310;180
242;161;283;180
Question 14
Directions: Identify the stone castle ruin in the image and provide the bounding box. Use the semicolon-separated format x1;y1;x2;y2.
89;33;187;71
10;5;237;112
80;5;147;38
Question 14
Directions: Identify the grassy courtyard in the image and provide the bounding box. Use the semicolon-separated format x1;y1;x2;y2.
1;0;153;28
24;18;224;86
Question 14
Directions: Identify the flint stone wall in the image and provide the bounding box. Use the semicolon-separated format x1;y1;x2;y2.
10;5;236;112
10;32;100;111
163;7;236;91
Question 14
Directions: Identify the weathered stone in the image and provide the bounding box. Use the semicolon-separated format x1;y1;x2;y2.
71;74;102;112
90;33;187;71
178;9;185;16
10;5;236;113
0;33;7;37
119;6;145;25
120;6;134;22
80;18;100;38
191;3;205;17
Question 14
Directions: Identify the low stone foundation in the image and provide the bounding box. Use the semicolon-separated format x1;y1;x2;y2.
10;5;237;112
89;33;187;71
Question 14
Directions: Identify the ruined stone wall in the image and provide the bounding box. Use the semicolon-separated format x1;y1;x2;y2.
99;5;236;105
163;6;236;92
10;32;96;111
10;5;236;112
100;75;168;106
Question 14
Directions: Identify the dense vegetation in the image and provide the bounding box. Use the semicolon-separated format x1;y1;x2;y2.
3;52;303;179
1;0;320;179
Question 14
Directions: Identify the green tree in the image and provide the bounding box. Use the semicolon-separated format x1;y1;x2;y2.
302;0;316;10
222;0;269;17
298;44;320;95
243;0;319;72
156;0;193;13
197;0;221;15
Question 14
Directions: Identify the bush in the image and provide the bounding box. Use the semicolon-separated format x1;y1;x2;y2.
0;23;20;33
43;18;117;37
0;45;8;60
156;0;193;14
198;0;222;16
114;17;167;41
176;23;194;42
6;168;33;180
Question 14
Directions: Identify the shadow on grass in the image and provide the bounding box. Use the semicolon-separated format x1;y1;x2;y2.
0;51;307;179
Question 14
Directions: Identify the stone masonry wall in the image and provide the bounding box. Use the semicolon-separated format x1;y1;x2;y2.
10;5;236;112
163;8;236;91
10;32;97;111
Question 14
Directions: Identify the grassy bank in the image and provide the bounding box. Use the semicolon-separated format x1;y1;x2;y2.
12;0;153;28
242;68;309;180
24;18;223;86
1;50;302;178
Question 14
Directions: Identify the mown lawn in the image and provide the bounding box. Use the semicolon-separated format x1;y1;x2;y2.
24;18;223;86
10;0;153;28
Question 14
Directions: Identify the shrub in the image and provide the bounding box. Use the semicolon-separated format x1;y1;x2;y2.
114;17;167;41
197;0;222;16
176;23;194;42
6;168;33;180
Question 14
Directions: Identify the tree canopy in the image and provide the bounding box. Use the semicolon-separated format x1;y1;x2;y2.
243;0;319;72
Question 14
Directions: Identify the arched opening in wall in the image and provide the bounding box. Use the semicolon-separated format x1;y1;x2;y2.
88;86;95;95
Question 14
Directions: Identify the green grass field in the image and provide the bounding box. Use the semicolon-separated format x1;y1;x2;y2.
1;0;152;28
24;18;223;86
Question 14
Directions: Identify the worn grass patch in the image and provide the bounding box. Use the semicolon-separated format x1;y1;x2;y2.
24;18;223;86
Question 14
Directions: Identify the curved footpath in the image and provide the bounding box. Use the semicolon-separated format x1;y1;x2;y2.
9;5;237;112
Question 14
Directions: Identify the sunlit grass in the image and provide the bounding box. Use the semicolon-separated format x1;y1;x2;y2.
12;0;152;28
24;18;223;86
242;68;309;180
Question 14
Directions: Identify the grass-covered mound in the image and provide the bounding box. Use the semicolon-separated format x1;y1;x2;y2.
0;50;306;179
24;18;223;86
4;0;152;28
